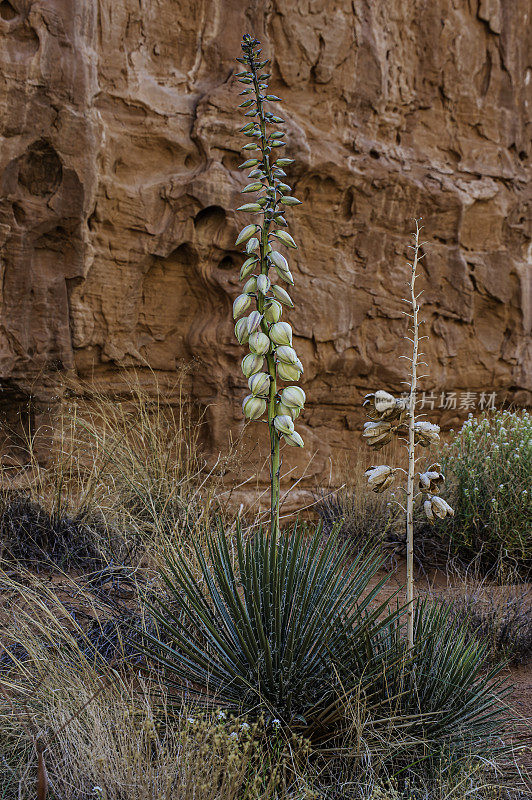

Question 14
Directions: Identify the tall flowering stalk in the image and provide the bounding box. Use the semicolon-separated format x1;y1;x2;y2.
361;220;454;648
232;34;305;538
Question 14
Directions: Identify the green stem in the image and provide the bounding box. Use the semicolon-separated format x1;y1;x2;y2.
246;46;281;540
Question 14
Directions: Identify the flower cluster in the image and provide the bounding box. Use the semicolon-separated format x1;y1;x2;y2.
233;34;305;449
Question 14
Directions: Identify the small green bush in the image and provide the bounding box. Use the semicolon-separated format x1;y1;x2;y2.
440;410;531;575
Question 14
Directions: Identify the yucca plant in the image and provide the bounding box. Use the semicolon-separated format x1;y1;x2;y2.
374;600;511;772
139;523;399;733
232;34;305;537
361;221;455;648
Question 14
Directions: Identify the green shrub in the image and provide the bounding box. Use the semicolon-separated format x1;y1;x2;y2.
440;410;531;575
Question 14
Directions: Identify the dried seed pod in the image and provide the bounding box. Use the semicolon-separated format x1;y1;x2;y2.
365;465;397;493
423;495;454;522
361;421;394;449
414;421;441;446
418;469;445;494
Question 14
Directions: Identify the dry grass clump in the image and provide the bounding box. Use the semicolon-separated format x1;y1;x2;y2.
0;569;305;800
426;577;532;667
315;446;404;560
0;369;232;570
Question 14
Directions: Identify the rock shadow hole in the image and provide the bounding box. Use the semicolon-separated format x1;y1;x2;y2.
0;1;17;21
18;140;62;197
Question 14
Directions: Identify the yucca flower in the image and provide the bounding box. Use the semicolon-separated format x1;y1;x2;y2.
242;394;266;420
231;34;305;535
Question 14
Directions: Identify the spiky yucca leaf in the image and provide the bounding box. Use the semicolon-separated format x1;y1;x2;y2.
139;523;400;728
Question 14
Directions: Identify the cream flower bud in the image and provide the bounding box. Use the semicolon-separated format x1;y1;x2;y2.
269;252;294;284
241;353;264;378
256;274;271;294
235;318;249;345
276;401;300;419
269;250;289;271
276;361;301;382
283;430;304;447
242;394;266;420
273;414;294;436
264;300;282;323
269;252;294;283
239;256;258;281
272;230;297;249
248;331;270;355
248;372;270;396
245;237;260;253
280;386;305;409
365;465;396;493
269;321;292;346
246;310;263;335
271;285;294;307
275;345;298;365
242;276;257;294
233;294;251;319
235;224;259;246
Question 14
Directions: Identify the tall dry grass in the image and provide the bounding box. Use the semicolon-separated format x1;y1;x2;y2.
0;369;239;570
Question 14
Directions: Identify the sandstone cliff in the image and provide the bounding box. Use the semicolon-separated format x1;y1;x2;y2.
0;0;530;489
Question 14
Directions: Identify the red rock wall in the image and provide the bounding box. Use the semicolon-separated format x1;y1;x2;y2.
0;0;530;486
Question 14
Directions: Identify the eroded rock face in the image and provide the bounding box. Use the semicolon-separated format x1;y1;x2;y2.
0;0;530;489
